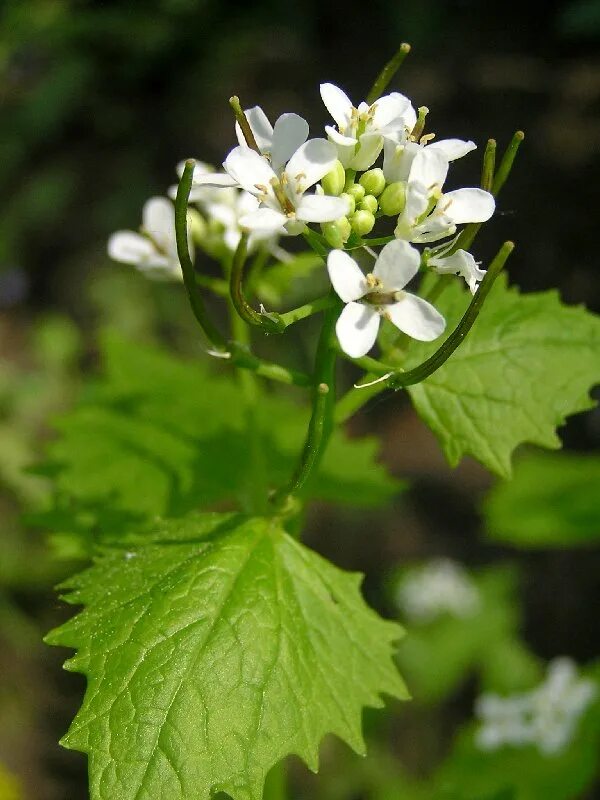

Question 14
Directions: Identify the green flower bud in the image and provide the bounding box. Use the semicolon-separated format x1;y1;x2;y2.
321;160;346;196
340;192;355;215
379;181;407;216
359;168;386;197
350;209;375;237
321;217;351;249
359;194;378;214
346;183;365;203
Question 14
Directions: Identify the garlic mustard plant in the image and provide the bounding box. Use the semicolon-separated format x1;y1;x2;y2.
43;40;600;800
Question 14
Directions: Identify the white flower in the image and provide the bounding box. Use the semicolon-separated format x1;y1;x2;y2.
327;239;445;358
394;148;495;244
475;658;597;755
107;197;186;281
396;559;481;623
221;141;348;236
383;137;477;184
428;248;486;294
169;160;231;205
204;189;277;252
320;82;416;170
235;106;310;174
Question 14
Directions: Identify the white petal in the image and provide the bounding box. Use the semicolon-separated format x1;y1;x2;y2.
320;83;353;130
239;207;287;233
285;138;337;192
271;113;309;173
441;188;495;224
394;182;430;237
327;250;367;302
350;132;383;170
108;231;155;264
409;148;449;190
236;191;260;215
383;139;420;183
142;197;174;242
371;92;415;132
296;194;348;223
235;106;273;151
386;294;446;341
428;139;477;161
191;172;239;188
224;146;277;195
373;240;421;290
224;228;242;251
325;125;357;147
336;302;380;358
429;249;486;294
205;201;237;228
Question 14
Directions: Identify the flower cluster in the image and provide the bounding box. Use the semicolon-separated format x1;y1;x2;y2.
395;559;481;623
107;80;496;358
475;658;597;755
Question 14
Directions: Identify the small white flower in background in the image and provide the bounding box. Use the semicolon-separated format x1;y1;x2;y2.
382;136;476;184
476;658;597;755
107;197;187;281
428;248;486;294
169;160;229;204
394;148;495;244
218;140;348;236
204;190;277;252
396;558;480;623
320;82;416;170
327;239;445;358
235;106;310;174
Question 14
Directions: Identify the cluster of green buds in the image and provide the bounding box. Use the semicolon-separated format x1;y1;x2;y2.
320;163;406;248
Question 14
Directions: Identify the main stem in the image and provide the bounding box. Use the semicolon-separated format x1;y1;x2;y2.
272;301;339;512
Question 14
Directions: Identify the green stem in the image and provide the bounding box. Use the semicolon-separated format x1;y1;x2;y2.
175;160;227;350
229;300;268;514
481;138;497;192
229;96;261;153
366;42;411;104
272;300;340;511
228;344;312;386
335;242;514;423
230;234;286;333
278;295;337;327
451;130;524;254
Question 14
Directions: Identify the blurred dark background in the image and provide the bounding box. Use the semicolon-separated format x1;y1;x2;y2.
0;0;599;798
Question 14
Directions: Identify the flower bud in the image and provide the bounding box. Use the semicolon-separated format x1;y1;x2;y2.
379;181;407;216
346;183;365;203
340;192;355;215
359;194;378;214
350;209;375;236
359;168;386;197
321;217;351;249
321;160;346;196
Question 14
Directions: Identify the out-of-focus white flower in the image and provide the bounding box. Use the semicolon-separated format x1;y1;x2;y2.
107;197;187;281
320;82;416;170
383;137;476;184
169;160;228;205
428;248;486;294
327;240;445;358
396;558;481;623
217;141;348;236
394;149;495;244
235;106;310;174
475;658;597;755
204;190;276;252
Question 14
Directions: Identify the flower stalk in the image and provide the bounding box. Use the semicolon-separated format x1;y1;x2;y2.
366;41;411;104
230;234;286;333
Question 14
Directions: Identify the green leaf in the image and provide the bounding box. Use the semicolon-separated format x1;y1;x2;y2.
484;451;600;547
405;276;600;477
46;512;407;800
41;334;400;536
